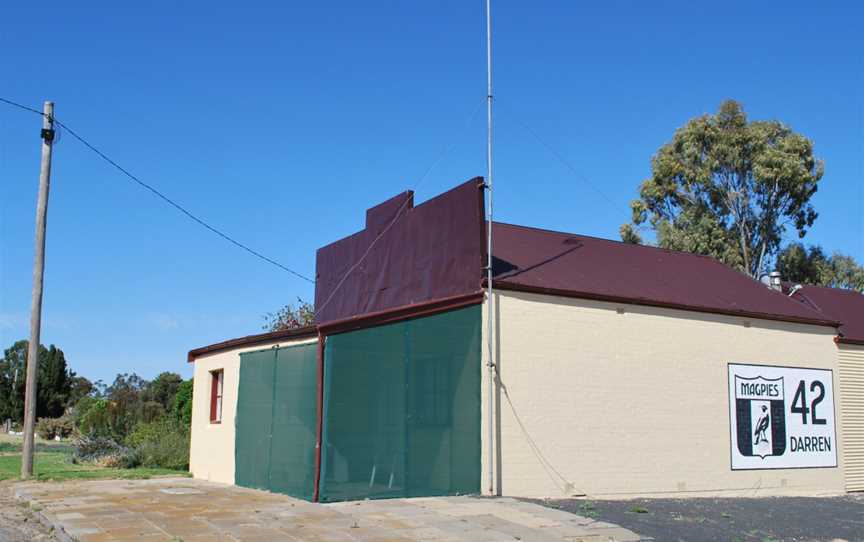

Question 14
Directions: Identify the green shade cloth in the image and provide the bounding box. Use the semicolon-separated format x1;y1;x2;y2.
320;305;481;502
235;342;318;500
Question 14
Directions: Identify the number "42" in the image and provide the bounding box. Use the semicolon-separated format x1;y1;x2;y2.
791;379;826;425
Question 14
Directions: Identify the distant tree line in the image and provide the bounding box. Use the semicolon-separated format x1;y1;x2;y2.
776;243;864;291
0;339;193;470
0;340;88;423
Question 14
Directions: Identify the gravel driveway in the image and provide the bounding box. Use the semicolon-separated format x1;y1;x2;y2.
0;483;54;542
531;495;864;542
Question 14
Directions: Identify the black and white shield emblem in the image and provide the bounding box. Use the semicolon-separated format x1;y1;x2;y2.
734;375;786;459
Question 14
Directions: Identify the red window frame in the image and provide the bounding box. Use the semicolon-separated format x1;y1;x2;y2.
209;369;223;423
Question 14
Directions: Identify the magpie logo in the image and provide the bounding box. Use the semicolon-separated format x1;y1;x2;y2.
734;375;786;459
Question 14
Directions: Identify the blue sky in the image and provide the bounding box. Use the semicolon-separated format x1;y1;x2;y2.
2;1;861;383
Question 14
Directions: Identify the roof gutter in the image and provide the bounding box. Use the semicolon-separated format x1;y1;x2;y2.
187;325;318;362
836;336;864;346
490;280;841;329
188;292;485;362
316;291;484;335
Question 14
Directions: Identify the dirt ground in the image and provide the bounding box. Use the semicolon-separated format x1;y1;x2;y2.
532;495;864;542
0;483;54;542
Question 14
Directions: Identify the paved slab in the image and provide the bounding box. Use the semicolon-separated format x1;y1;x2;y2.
532;496;864;542
13;477;644;541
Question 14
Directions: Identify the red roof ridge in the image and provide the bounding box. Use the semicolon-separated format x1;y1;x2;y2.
492;223;843;304
786;283;864;343
795;282;864;296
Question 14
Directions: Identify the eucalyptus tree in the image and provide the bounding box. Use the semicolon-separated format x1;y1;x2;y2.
622;100;823;278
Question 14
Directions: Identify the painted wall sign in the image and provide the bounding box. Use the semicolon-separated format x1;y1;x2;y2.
728;363;837;470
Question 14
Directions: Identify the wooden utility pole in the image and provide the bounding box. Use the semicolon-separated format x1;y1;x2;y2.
21;101;54;479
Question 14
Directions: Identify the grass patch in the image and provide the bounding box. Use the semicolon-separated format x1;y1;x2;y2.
0;433;74;455
628;505;649;514
0;452;187;482
578;501;599;519
0;441;75;455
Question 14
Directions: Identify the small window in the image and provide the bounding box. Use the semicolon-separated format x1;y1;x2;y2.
210;369;223;423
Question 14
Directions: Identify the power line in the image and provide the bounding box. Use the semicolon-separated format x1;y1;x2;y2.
313;97;487;319
0;97;44;115
4;95;489;299
0;97;315;283
498;373;580;495
499;101;620;209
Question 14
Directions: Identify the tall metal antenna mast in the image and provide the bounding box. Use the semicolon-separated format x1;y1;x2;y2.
484;0;496;497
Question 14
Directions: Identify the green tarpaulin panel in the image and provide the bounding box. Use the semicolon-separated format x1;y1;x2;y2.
234;348;275;491
235;343;318;500
269;344;318;499
320;305;481;502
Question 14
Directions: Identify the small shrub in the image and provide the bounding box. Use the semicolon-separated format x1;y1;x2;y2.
127;419;189;470
96;447;141;469
172;380;193;428
72;434;138;467
75;397;112;437
35;415;75;440
72;434;120;461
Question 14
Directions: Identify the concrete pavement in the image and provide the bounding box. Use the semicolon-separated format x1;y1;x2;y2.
13;477;644;541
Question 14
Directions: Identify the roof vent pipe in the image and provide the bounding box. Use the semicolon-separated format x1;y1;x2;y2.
769;271;782;291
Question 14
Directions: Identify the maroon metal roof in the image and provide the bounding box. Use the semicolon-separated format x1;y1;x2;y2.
189;182;848;362
490;222;838;327
314;178;486;325
786;284;864;344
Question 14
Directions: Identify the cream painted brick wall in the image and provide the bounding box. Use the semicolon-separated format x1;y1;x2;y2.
189;337;316;484
481;290;845;499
